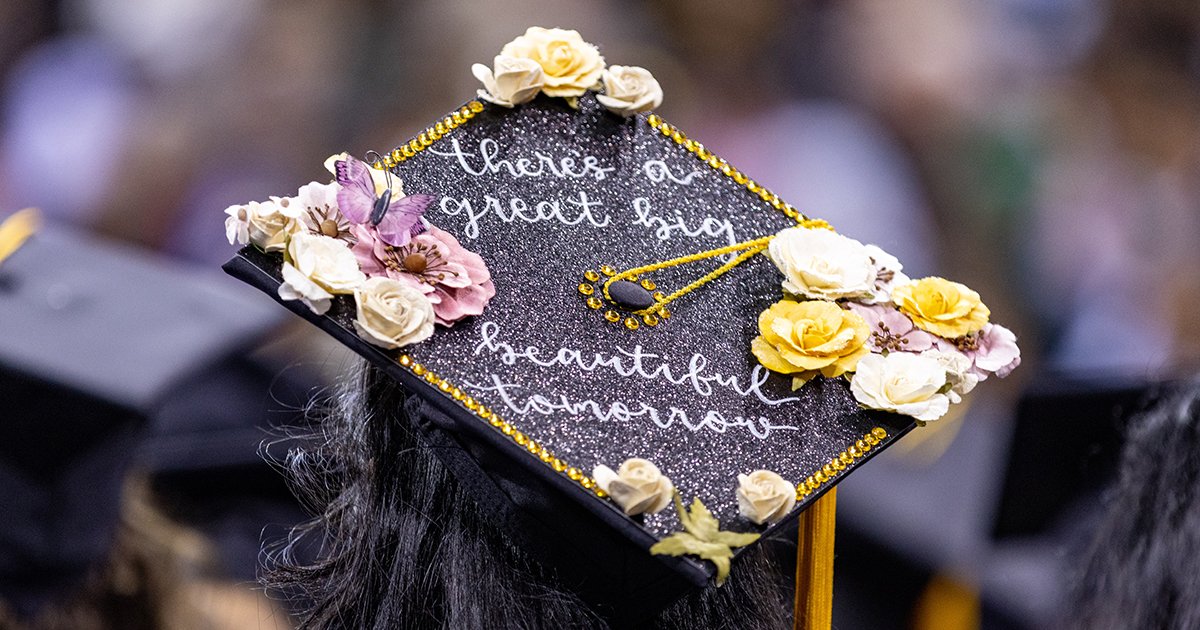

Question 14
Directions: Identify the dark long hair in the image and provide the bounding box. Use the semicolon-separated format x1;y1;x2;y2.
1067;382;1200;630
264;361;795;629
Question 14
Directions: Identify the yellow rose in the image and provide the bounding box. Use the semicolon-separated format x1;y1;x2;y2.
891;277;990;338
500;27;605;98
751;300;870;380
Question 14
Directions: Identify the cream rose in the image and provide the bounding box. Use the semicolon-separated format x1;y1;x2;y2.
767;227;877;300
353;276;436;349
593;458;674;516
278;262;334;315
596;65;662;117
473;55;544;107
225;198;301;252
736;470;797;525
850;352;951;421
920;349;977;404
500;27;604;98
287;232;365;294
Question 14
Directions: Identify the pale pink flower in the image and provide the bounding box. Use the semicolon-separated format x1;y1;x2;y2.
934;322;1021;380
845;302;936;354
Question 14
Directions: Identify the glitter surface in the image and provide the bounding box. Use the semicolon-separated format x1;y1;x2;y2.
235;93;914;542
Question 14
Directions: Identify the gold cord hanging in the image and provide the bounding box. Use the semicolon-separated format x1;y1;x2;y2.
795;487;837;630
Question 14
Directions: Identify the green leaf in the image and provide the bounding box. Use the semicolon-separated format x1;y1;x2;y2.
936;382;953;394
650;491;761;586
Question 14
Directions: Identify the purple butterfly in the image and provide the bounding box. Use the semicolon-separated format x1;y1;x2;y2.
334;154;435;247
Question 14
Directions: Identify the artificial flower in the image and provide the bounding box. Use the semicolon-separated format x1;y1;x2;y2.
353;223;494;326
500;27;604;98
596;65;662;117
919;348;978;404
844;302;935;354
859;244;911;305
278;261;334;315
353;276;436;349
473;55;545;107
324;152;403;199
650;492;759;586
593;458;674;515
287;232;366;295
225;198;300;252
736;470;796;525
766;226;877;300
934;322;1021;380
850;352;951;421
891;277;990;339
751;300;870;384
295;181;355;244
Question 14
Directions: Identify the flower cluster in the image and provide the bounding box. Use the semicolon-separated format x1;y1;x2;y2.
753;225;1019;422
473;27;662;117
225;154;493;349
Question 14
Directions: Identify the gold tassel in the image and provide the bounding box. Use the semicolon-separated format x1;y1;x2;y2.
794;486;836;630
0;208;40;267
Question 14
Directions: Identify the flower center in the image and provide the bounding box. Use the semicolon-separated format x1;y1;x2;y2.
403;253;428;274
954;334;979;351
319;219;340;237
871;321;911;352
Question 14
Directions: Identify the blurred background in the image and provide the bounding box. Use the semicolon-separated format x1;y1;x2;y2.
0;0;1197;628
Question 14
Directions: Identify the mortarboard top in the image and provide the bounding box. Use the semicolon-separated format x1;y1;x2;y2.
222;27;1020;625
0;219;285;617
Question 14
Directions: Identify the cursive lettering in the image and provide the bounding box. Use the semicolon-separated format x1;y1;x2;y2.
428;138;616;181
439;191;611;239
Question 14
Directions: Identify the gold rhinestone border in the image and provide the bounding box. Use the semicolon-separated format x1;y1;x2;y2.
374;100;486;169
793;426;888;500
398;354;609;499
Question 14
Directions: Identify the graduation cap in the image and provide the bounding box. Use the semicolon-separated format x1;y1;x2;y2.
0;214;285;618
222;27;1020;626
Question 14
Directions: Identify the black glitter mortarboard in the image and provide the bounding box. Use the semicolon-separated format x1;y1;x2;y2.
222;30;1018;625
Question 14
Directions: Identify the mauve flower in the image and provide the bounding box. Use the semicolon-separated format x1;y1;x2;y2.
845;302;936;354
352;223;494;326
936;322;1021;380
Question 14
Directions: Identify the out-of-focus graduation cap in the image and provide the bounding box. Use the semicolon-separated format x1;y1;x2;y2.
223;27;1020;625
0;217;284;618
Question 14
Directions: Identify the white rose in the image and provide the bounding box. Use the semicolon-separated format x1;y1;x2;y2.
226;198;301;251
323;152;403;199
353;276;435;349
850;352;951;421
593;458;674;516
860;244;911;305
920;349;978;404
473;55;544;107
767;226;877;300
500;27;604;98
596;65;662;117
736;470;796;525
287;232;365;294
278;262;334;315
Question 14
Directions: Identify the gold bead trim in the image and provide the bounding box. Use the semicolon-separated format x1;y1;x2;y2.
398;354;605;499
377;100;485;169
794;427;888;500
646;113;805;223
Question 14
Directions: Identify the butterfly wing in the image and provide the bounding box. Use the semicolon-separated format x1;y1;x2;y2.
334;156;378;224
375;194;436;246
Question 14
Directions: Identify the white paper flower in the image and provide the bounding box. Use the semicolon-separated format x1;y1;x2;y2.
473;55;545;107
736;470;796;525
767;226;877;300
353;276;436;349
920;349;978;404
596;65;662;117
859;244;911;305
286;232;365;295
278;261;334;315
593;458;674;516
295;181;354;243
499;27;604;98
225;198;301;252
850;352;951;421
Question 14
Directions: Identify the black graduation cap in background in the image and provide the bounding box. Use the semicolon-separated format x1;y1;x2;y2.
0;222;284;618
225;84;926;623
